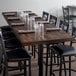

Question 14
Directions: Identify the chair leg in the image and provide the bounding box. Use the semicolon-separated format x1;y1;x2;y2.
28;46;30;51
18;61;23;72
24;61;27;76
2;63;8;76
33;45;36;58
57;54;60;66
59;56;62;76
50;50;53;76
28;59;31;76
31;46;34;56
53;53;56;63
63;57;66;76
45;45;49;76
69;56;71;76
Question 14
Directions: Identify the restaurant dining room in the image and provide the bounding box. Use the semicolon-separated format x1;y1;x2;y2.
1;0;76;76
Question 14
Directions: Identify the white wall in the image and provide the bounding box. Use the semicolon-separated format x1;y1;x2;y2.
0;0;76;26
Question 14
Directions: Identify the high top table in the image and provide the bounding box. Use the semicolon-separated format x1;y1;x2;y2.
2;11;74;76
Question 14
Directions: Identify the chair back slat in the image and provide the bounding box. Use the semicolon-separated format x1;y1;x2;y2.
49;15;57;25
59;20;69;32
42;11;49;21
62;6;69;22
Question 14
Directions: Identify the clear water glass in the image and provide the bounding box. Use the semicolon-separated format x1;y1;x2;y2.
29;17;35;30
34;22;44;40
34;22;40;40
17;10;25;22
39;23;44;39
23;12;29;26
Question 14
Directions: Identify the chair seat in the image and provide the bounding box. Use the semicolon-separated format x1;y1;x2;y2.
7;48;31;61
1;26;12;33
5;39;22;49
51;45;76;56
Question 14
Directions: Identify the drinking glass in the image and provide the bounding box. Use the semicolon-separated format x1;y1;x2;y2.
29;17;35;30
23;12;29;26
39;23;44;39
34;22;40;40
17;10;25;22
34;22;44;40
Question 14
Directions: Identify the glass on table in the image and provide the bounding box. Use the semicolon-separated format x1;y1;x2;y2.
39;23;45;39
17;10;30;27
17;10;25;23
34;22;45;40
17;10;24;17
29;17;35;30
34;22;40;40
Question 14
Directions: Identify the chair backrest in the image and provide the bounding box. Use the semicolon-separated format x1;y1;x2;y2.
42;11;49;21
1;26;12;34
2;32;17;40
4;38;22;50
0;27;23;52
49;15;57;25
0;28;8;61
62;6;69;22
72;26;76;36
59;20;69;32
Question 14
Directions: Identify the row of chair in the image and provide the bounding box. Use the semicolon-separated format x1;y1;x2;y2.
0;26;31;76
43;23;76;76
42;11;70;33
33;12;70;57
42;10;76;76
34;11;76;76
42;11;57;25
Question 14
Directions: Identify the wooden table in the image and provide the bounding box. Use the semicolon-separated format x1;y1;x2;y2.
2;11;74;76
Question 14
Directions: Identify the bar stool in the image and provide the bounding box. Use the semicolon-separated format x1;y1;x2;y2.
43;20;69;76
0;28;32;76
50;44;76;76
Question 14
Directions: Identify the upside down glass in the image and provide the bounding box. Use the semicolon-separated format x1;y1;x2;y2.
34;22;44;40
39;23;44;39
34;22;40;40
29;17;35;30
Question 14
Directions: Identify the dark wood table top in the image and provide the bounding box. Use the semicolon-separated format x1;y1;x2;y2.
2;11;74;46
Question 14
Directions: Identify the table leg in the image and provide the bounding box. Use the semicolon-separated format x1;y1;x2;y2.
38;44;43;76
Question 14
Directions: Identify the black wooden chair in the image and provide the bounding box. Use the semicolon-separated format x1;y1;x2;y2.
70;26;76;46
43;20;70;76
62;6;76;32
0;27;31;76
50;43;76;76
59;20;69;32
62;6;70;22
44;20;76;76
49;15;57;25
42;11;49;21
